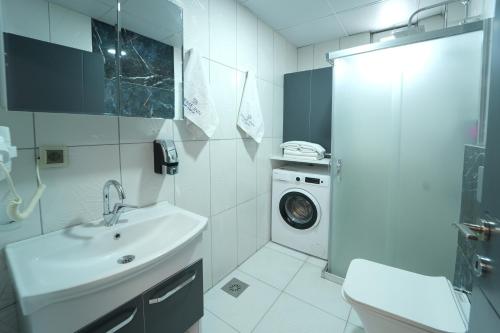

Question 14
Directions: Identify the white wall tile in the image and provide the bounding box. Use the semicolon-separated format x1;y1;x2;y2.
174;140;211;217
257;79;273;138
119;117;173;144
48;3;92;51
256;192;271;248
257;20;274;83
0;149;42;249
257;138;273;195
183;0;209;58
40;145;120;232
272;137;283;155
339;33;370;49
2;0;50;42
210;62;238;139
313;39;339;69
210;140;237;215
236;139;257;204
297;45;314;71
0;111;34;149
273;32;286;87
236;4;258;73
120;143;175;207
209;0;237;68
34;113;119;146
237;198;257;264
211;207;237;283
272;86;284;139
285;41;298;74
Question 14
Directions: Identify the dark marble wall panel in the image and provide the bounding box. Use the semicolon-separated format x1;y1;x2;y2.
91;19;175;118
120;29;174;90
453;144;485;293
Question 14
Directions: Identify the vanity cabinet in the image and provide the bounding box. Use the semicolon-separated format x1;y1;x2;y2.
77;260;203;333
77;297;144;333
144;260;203;333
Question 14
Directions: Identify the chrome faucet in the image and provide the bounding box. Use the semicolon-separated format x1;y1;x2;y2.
102;180;136;227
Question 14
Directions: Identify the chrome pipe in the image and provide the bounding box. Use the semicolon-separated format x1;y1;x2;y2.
408;0;471;28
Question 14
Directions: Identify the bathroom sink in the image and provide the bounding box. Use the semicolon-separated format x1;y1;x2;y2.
5;201;208;319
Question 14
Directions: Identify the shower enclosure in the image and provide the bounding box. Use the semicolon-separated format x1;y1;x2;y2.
327;21;486;280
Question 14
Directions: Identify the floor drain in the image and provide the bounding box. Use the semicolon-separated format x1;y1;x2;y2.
221;278;249;298
117;255;135;264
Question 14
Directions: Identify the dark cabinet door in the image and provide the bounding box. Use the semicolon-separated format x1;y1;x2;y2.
284;71;311;143
283;68;332;152
310;67;332;152
77;296;144;333
144;260;203;333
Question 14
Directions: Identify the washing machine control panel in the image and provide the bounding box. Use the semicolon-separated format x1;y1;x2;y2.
273;169;330;187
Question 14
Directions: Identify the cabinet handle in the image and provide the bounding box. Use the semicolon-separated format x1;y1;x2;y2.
106;308;137;333
149;272;196;305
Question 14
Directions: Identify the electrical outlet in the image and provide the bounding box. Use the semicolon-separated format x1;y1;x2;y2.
39;146;68;168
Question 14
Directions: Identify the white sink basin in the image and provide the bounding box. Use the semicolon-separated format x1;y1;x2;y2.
6;201;207;321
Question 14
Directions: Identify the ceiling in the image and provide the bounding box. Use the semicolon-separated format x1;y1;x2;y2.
238;0;446;46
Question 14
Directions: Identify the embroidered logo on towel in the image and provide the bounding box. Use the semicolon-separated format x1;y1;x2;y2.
184;97;201;115
240;113;255;128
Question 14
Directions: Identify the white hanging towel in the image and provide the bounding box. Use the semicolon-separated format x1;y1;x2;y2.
237;71;264;143
183;48;219;137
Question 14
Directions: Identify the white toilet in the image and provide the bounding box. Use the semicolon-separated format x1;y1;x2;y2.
342;259;469;333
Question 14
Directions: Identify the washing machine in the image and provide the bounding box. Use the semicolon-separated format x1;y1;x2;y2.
271;165;330;259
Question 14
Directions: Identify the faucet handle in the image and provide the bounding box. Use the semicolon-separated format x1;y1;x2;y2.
112;202;138;214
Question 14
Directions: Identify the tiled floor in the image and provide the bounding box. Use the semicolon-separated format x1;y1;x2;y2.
201;242;365;333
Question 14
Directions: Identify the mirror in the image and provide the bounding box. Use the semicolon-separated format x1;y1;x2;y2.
0;0;183;119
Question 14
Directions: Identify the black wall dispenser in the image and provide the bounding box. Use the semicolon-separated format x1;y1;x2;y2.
153;140;178;175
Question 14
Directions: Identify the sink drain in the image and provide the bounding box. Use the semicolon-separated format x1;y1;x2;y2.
117;255;135;264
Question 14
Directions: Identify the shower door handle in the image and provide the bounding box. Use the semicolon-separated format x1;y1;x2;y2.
453;219;498;241
335;159;343;177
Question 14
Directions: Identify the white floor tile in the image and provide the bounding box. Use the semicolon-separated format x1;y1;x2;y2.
285;263;351;320
253;293;347;333
265;242;308;261
205;270;280;333
344;323;365;333
348;308;363;327
238;247;304;290
306;256;327;268
200;310;238;333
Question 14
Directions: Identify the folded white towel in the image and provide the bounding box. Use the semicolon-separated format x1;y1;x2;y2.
280;141;326;155
183;49;219;137
283;153;322;161
284;149;324;159
237;71;264;143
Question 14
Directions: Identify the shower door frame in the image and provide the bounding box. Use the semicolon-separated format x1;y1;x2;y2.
324;19;491;281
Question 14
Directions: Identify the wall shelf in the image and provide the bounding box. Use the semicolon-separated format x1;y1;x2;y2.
270;155;331;166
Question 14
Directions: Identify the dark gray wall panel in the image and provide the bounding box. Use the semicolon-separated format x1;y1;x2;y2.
310;67;332;152
283;68;332;153
283;70;311;143
82;53;105;115
4;33;83;113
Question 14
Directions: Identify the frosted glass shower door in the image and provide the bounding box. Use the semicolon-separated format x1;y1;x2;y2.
329;31;483;279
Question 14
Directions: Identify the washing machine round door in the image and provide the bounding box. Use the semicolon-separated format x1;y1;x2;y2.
279;189;320;230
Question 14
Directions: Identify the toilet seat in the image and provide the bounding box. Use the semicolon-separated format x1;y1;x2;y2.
342;259;467;333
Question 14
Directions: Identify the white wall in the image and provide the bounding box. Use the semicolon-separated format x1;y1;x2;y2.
298;0;494;71
0;0;297;330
